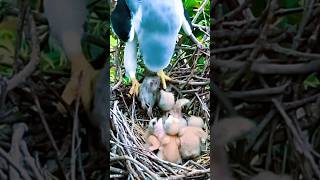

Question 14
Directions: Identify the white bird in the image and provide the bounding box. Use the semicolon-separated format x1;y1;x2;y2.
43;0;106;149
111;0;202;96
43;0;98;113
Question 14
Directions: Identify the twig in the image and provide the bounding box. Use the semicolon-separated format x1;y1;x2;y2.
275;4;320;16
215;58;320;74
7;8;48;24
0;147;31;180
251;60;320;74
37;75;73;118
110;167;127;175
214;0;252;24
293;0;315;49
9;123;27;180
110;154;160;179
71;72;83;180
265;43;320;59
77;148;86;180
226;82;289;98
195;93;210;118
167;168;210;179
30;83;67;179
20;141;44;180
272;99;320;177
7;13;40;91
170;79;209;86
192;0;209;23
212;44;255;54
284;93;320;110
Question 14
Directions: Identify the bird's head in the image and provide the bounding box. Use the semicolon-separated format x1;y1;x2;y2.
148;118;165;140
158;90;175;111
148;76;160;91
163;115;187;136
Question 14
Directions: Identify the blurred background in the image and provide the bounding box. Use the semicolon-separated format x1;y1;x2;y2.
213;0;320;179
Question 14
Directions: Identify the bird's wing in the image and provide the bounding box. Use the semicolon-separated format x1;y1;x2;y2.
110;0;133;42
111;0;142;42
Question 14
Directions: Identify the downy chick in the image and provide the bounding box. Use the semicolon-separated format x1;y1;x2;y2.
147;118;166;140
146;118;182;164
178;126;207;159
163;99;190;135
146;135;161;152
169;98;190;119
157;135;182;164
163;115;187;136
145;118;165;152
158;90;175;111
139;76;160;118
187;116;204;128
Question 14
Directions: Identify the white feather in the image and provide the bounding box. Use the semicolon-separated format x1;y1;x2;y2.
124;39;137;78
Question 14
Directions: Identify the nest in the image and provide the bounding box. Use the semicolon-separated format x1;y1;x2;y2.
110;97;210;179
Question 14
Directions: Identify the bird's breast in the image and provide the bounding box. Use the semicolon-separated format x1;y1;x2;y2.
135;0;184;72
139;35;176;72
138;0;183;33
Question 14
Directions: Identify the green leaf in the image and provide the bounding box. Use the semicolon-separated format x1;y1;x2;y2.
280;0;300;8
0;65;13;76
110;67;116;83
198;57;205;65
110;35;117;47
123;76;131;86
183;0;199;15
304;73;320;89
0;30;15;42
199;19;206;26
